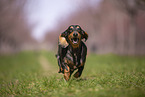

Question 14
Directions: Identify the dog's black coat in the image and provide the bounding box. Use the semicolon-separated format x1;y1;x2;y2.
56;25;88;80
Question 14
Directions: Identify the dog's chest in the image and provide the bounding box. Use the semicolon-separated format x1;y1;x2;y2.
65;47;81;65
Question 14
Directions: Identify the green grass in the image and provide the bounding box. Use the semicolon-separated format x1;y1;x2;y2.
0;51;145;97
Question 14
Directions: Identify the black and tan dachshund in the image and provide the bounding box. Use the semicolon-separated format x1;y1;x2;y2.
56;25;88;81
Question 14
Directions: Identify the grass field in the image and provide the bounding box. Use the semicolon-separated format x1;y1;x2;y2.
0;51;145;97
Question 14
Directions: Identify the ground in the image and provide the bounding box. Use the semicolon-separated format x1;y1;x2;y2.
0;51;145;97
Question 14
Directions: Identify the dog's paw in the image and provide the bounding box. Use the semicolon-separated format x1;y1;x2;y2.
74;72;80;78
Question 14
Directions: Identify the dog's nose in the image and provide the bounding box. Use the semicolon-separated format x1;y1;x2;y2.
73;32;78;37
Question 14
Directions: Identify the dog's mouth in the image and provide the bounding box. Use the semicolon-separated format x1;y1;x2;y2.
71;37;79;44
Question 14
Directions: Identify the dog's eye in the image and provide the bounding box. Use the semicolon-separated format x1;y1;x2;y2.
69;30;73;32
77;30;81;32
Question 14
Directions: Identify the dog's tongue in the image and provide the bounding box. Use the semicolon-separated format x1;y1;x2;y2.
73;40;78;44
73;38;78;44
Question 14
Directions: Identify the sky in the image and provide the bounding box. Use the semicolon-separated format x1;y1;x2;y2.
26;0;101;41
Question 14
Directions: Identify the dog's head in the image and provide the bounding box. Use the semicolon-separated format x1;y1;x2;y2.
61;25;88;48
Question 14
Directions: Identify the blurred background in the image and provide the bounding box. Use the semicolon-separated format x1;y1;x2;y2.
0;0;145;55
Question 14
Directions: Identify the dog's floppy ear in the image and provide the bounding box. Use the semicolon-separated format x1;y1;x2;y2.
61;31;68;37
61;26;71;38
81;30;88;42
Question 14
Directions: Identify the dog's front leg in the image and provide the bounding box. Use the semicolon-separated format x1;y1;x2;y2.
57;45;68;73
73;66;84;78
63;65;71;81
74;42;87;78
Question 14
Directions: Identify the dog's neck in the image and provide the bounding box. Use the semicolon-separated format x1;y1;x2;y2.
69;42;82;54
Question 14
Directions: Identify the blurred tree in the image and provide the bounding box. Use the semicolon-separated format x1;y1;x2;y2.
0;0;35;53
112;0;145;55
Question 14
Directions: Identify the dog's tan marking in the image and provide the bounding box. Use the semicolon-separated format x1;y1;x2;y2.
76;26;80;29
63;65;70;81
70;26;74;29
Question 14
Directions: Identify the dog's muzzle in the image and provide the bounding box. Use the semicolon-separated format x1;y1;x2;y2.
71;31;79;44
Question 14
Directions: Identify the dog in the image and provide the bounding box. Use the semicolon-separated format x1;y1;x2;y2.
56;25;88;81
